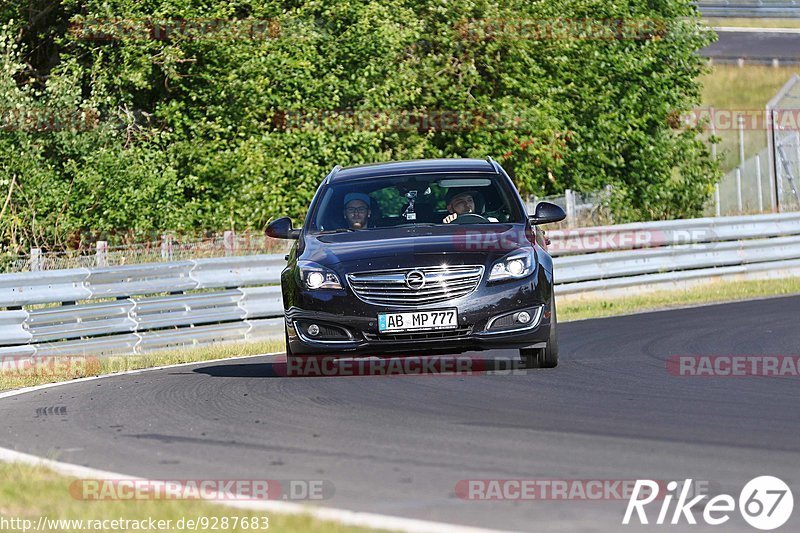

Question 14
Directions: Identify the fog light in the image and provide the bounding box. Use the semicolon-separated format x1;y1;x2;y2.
516;311;531;324
308;324;320;336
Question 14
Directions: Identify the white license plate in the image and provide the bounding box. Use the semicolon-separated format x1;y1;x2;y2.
378;309;458;333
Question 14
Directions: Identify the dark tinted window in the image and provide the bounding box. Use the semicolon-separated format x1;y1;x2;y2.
310;173;524;232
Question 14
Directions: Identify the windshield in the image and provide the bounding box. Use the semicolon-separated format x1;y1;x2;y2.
309;173;525;233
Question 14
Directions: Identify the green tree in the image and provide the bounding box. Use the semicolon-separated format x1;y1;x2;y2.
0;0;719;256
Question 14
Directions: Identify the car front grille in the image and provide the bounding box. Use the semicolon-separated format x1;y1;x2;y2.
363;326;473;342
347;265;484;307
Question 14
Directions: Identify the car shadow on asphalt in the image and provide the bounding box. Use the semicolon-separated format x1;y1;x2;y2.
193;353;524;379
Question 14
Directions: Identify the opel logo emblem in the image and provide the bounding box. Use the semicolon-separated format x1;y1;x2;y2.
405;270;426;290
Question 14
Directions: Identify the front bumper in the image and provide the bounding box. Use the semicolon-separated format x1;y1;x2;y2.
285;267;553;356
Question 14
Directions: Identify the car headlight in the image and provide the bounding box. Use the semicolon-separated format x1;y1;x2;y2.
488;249;535;282
298;261;342;289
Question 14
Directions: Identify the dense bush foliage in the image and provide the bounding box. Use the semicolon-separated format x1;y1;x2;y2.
0;0;718;254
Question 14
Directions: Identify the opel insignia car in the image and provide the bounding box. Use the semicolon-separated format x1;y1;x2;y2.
266;158;566;368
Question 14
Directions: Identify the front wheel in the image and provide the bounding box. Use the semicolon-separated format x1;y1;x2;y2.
285;325;295;358
520;300;558;369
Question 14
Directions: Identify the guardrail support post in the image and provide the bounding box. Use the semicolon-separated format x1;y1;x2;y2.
96;241;108;267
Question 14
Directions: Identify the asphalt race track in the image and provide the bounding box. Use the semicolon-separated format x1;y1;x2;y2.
2;296;800;532
701;30;800;62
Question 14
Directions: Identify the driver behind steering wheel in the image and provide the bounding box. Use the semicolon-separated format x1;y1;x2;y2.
442;189;498;223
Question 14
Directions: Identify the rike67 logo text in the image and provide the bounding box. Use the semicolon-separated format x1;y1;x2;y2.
623;477;793;530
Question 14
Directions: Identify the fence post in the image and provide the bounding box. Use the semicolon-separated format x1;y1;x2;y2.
768;108;779;212
604;184;613;224
710;106;720;216
709;106;717;160
796;132;800;206
161;234;173;261
738;114;745;169
223;230;235;257
96;241;108;267
565;189;576;227
737;114;746;212
756;154;763;213
29;248;42;272
736;168;743;213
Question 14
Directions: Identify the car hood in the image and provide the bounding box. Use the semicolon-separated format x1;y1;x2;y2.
301;224;535;268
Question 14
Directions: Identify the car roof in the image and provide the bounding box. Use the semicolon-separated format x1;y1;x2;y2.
330;158;499;183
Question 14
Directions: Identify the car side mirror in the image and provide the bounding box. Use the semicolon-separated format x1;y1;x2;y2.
266;217;301;239
529;201;566;225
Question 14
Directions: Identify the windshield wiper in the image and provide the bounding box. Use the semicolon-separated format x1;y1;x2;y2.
316;228;356;234
394;222;439;227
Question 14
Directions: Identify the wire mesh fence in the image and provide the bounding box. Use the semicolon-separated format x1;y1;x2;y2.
697;74;800;216
1;231;292;274
527;187;614;229
709;147;774;215
770;76;800;211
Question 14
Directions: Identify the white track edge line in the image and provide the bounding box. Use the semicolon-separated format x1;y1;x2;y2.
712;26;800;34
0;447;509;533
0;351;282;400
0;353;513;533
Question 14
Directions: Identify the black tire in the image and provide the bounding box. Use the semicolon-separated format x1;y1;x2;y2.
285;325;308;377
284;325;295;357
520;299;559;369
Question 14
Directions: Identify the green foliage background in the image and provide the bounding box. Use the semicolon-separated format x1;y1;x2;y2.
0;0;718;254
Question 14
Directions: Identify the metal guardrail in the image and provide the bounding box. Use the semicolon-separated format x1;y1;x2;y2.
550;211;800;296
2;286;283;345
546;212;800;255
0;256;285;357
696;0;800;17
2;211;800;356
